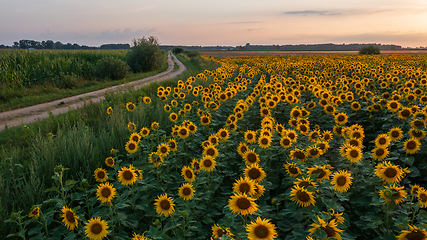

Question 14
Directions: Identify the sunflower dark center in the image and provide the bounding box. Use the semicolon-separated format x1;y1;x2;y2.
402;109;411;117
261;138;269;145
182;187;191;196
249;169;261;179
169;142;176;149
326;106;333;112
204;159;212;167
321;226;336;238
91;223;103;234
292;111;300;118
420;194;427;202
161;147;168;153
221;131;227;137
312;169;326;179
376;148;385;156
185;170;193;179
247;153;257;163
101;188;111;198
236;198;251;210
239;183;251;193
132;136;139;142
202;117;209;123
123;170;134;180
338;115;345;121
254;225;269;238
240;146;248;153
180;129;188;135
384;168;398;178
97;171;105;179
352;131;360;138
348;140;358;147
405;230;426;240
289;167;299;174
217;229;225;237
65;211;75;223
207;148;215;156
407;141;417;150
391;131;399;138
299;125;307;132
282;138;291;146
337;176;347;186
378;138;387;145
413;131;423;138
128;143;136;150
309;149;319;156
349;149;359;158
194;162;200;169
160;200;170;210
296;190;310;202
294;151;305;160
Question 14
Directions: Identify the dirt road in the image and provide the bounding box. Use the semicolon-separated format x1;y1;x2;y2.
0;52;186;131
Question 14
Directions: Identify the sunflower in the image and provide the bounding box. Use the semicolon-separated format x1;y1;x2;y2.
212;223;234;239
154;143;169;157
375;133;391;147
283;162;301;177
403;137;421;154
94;168;108;182
290;148;307;162
118;166;137;186
279;136;293;149
125;140;138;154
104;157;115;168
386;100;401;112
290;185;316;207
129;132;141;144
287;130;298;142
169;112;178;122
398;107;413;120
178;183;195;201
139;127;150;137
96;182;116;203
85;217;109;240
308;130;321;142
308;217;343;240
28;206;40;218
244;130;257;143
127;122;137;132
107;107;112;115
126;102;136;112
246;217;278;240
187;122;197;133
167;138;178;152
203;145;219;159
306;145;321;158
409;128;426;140
154;193;175;217
200;115;211;126
371;146;389;160
217;128;230;142
191;158;201;173
178;126;189;139
151;122;159;131
324;209;345;224
297;123;310;135
344;145;363;163
143;96;151;104
334;112;349;125
331;170;353;193
351;101;361;111
164;104;172;112
243;149;260;165
379;184;407;205
308;165;332;182
148;152;164;167
132;232;149;240
396;225;427;240
200;155;217;172
60;206;79;230
179;166;195;183
258;135;272;149
233;177;257;196
375;161;409;184
244;163;266;182
228;193;259;215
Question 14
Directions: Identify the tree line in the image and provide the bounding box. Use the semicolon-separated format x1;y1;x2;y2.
0;39;130;50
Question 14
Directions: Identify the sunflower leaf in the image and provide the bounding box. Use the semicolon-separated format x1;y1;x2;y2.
65;180;78;187
314;228;328;239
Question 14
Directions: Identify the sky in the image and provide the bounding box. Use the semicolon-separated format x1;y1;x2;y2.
1;0;427;48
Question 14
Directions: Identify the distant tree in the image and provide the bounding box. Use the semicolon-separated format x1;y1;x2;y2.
172;47;184;54
359;45;381;55
127;36;163;73
54;41;63;49
43;40;55;49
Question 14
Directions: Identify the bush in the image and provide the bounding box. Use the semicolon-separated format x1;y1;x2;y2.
93;56;129;80
359;45;381;55
184;50;200;58
172;47;184;54
127;36;163;73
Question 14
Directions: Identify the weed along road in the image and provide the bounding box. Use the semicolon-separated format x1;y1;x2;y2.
0;53;187;131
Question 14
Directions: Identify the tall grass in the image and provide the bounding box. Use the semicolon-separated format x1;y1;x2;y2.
0;54;219;237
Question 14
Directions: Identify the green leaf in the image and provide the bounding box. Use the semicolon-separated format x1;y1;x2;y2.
314;228;328;239
65;180;78;187
402;156;415;166
28;226;43;236
163;219;181;233
44;187;59;193
7;232;23;238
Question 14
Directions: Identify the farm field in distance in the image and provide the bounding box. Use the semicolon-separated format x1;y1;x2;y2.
3;52;427;240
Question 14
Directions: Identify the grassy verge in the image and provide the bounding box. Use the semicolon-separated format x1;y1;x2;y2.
0;54;219;237
0;51;169;112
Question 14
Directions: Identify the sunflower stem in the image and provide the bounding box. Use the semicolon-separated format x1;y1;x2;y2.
385;201;390;235
40;211;50;238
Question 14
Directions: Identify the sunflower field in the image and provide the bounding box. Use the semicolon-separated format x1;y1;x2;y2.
6;54;427;240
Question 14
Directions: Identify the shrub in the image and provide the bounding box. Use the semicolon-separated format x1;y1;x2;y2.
184;50;200;58
127;36;163;73
172;47;184;54
359;45;381;55
93;56;129;80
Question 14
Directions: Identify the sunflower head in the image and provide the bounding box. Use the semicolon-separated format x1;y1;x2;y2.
94;168;108;182
178;183;195;201
290;185;316;207
154;193;175;217
61;206;79;230
96;182;116;203
246;217;278;240
85;217;109;240
118;166;137;186
228;193;259;215
105;157;115;168
181;166;196;182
